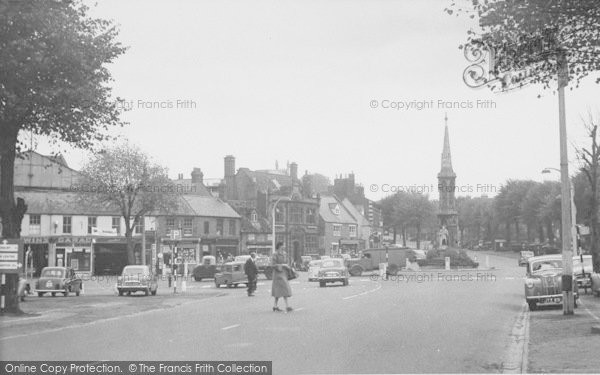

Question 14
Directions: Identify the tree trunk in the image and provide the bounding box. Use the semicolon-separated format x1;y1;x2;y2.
505;220;511;244
0;126;26;314
416;223;421;249
125;227;135;265
537;224;545;243
514;218;520;244
392;227;397;244
402;226;407;247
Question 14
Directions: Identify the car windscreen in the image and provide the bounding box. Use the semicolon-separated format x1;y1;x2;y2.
321;260;343;268
122;267;148;276
309;261;322;267
41;269;64;278
531;260;562;272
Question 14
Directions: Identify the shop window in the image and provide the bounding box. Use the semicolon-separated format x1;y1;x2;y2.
112;217;121;235
333;224;341;237
204;221;210;234
216;219;223;236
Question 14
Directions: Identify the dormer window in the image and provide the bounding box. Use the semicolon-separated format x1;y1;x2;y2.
251;211;258;222
329;203;340;216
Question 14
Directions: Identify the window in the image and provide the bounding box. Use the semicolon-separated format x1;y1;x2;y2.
112;217;121;234
216;219;223;236
29;215;41;235
183;218;193;237
251;212;257;222
132;217;143;234
290;207;302;223
88;216;97;234
229;219;236;236
306;235;318;252
306;208;316;224
349;225;357;238
203;221;210;235
275;207;284;222
63;216;72;234
166;217;175;235
332;224;341;237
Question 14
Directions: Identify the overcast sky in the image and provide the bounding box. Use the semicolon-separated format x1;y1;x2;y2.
29;0;600;200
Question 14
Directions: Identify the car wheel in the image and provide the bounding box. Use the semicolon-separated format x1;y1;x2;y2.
145;288;149;296
151;289;157;296
118;290;124;296
528;301;537;311
38;292;44;297
343;279;349;286
227;283;233;288
194;277;201;282
215;282;220;288
127;291;131;296
574;299;578;308
75;289;80;297
63;291;69;297
319;281;326;288
51;292;56;297
234;284;239;288
20;295;25;302
349;265;363;277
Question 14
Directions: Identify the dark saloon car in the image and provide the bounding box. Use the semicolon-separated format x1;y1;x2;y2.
35;267;82;297
117;265;158;296
524;255;578;311
317;258;349;287
192;256;220;281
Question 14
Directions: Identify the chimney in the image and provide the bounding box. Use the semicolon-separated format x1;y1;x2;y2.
224;155;235;178
191;168;204;184
290;162;298;180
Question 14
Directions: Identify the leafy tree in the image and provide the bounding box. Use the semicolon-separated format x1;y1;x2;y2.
0;0;125;313
448;0;600;91
78;144;179;264
575;117;600;271
404;192;436;249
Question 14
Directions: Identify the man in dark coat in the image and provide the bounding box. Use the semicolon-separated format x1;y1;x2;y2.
244;252;259;296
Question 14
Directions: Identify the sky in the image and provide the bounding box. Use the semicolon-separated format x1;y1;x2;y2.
28;0;600;201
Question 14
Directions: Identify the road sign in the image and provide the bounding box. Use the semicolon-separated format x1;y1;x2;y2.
170;230;181;241
0;239;23;274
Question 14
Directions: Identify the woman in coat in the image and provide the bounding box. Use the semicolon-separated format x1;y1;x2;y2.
271;242;293;312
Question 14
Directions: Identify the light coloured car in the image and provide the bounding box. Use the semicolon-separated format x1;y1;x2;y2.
35;267;82;297
524;255;578;311
317;258;349;287
117;265;158;296
573;255;593;292
215;261;248;288
308;260;323;282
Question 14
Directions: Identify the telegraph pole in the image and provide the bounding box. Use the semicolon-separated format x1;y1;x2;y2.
558;50;575;315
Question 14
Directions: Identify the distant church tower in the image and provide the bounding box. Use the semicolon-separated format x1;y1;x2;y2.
437;114;458;247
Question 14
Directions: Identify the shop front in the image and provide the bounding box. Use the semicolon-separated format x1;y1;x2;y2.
23;236;93;277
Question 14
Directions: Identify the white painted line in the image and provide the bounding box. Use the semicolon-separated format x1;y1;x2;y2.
221;324;240;331
343;284;382;300
579;300;600;321
505;277;515;280
295;307;305;311
201;285;212;289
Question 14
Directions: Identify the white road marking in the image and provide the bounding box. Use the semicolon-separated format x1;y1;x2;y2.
579;300;600;321
221;324;240;331
505;277;515;280
343;283;382;300
201;285;212;288
295;307;305;312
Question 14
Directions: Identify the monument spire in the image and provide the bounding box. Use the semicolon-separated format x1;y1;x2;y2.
440;114;455;177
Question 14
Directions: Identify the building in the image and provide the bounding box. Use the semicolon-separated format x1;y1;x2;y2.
437;114;459;247
331;173;383;247
155;194;241;273
220;156;321;263
318;194;361;255
341;197;371;249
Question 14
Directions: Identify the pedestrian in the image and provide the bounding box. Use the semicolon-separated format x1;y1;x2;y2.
271;242;292;312
244;252;258;297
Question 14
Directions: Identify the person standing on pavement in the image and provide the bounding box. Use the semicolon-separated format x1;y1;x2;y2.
244;252;259;296
271;242;293;312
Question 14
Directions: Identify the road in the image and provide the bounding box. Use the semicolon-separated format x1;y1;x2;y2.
0;252;526;374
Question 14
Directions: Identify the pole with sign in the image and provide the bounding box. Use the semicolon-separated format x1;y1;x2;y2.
0;239;24;314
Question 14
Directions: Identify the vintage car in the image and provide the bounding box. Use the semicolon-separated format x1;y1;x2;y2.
518;251;535;266
591;272;600;297
192;255;220;281
35;267;82;297
308;260;323;282
117;265;158;296
573;255;593;292
317;258;349;287
214;261;248;288
524;255;578;311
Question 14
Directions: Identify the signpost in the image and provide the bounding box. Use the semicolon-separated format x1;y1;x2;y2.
0;239;23;313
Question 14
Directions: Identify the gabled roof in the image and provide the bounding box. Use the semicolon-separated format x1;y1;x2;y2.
16;190;120;215
170;178;212;196
319;195;357;224
182;195;240;218
239;168;293;192
241;216;271;233
341;198;370;226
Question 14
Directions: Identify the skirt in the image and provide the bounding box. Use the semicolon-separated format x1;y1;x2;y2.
271;267;292;298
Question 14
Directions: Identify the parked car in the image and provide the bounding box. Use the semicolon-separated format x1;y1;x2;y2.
215;261;248;288
573;255;593;292
518;251;535;266
524;255;578;311
117;265;158;296
308;260;323;282
316;258;349;287
192;255;220;281
591;272;600;297
35;267;82;297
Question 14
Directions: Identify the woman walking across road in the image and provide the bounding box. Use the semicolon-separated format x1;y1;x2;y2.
271;242;293;312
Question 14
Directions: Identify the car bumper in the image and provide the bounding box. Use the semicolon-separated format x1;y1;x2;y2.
118;285;151;291
317;277;347;283
35;288;65;293
526;293;578;305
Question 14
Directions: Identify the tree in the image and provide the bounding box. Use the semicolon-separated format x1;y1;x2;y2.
404;192;436;249
78;144;179;264
0;0;125;313
448;0;600;91
576;117;600;272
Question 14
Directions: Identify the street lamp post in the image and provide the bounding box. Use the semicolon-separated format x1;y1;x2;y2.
271;196;286;257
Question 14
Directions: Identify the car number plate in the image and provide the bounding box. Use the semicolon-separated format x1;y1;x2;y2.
46;281;53;288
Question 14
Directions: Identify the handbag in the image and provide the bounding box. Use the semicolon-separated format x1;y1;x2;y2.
286;266;298;280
